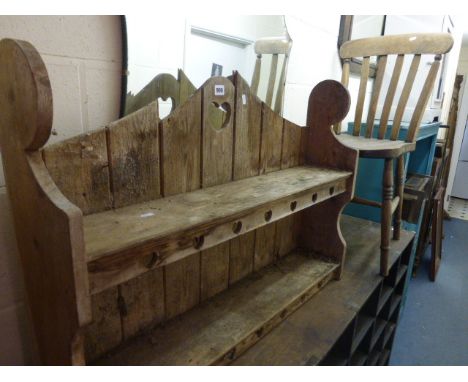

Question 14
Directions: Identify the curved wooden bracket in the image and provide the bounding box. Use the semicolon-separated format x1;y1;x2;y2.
0;38;91;364
0;39;53;150
301;80;359;279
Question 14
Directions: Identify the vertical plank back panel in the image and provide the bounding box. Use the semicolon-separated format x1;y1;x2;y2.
114;90;165;349
86;105;164;360
229;73;262;285
178;69;197;105
119;269;165;340
390;54;421;140
165;254;201;320
232;74;262;180
202;77;235;187
281;120;306;169
107;101;161;209
353;56;370;136
378;54;404;139
259;104;284;175
200;77;235;300
276;120;306;257
365;55;387;138
255;104;284;270
161;89;203;319
43;130;112;215
161;91;202;197
84;288;122;362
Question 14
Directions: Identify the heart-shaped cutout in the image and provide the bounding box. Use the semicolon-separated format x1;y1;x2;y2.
208;101;231;130
158;96;176;119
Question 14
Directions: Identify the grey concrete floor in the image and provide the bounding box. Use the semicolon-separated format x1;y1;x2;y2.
390;218;468;365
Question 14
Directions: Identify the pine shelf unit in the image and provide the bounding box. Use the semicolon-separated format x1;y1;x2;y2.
0;39;358;365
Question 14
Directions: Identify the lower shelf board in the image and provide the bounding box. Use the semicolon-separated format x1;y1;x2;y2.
93;251;338;365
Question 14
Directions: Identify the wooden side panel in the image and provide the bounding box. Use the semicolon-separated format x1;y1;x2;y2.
164;254;201;320
107;101;161;208
0;39;94;364
255;104;284;270
43;130;111;215
200;77;235;299
303;80;358;279
119;268;165;339
161;89;203;319
84;288;122;362
229;74;262;284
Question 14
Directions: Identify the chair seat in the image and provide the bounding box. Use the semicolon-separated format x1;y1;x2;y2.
336;133;416;158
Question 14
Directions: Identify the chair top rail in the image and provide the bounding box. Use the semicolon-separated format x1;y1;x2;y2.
340;33;453;59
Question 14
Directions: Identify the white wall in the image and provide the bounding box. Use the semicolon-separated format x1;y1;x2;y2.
126;15;287;117
446;39;468;202
0;15;122;365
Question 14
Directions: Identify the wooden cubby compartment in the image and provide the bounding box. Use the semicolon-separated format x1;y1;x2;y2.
318;242;412;366
0;39;358;365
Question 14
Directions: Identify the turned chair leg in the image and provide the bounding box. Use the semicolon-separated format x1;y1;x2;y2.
393;155;405;240
381;158;394;276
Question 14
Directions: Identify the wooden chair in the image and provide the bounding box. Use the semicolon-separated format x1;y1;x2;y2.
335;33;453;276
250;34;292;114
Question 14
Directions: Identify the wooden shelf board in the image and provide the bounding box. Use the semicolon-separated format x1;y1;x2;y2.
367;349;381;366
85;165;350;261
371;318;387;350
377;285;393;314
84;165;350;294
378;349;391;365
320;353;348;366
396;264;408;284
383;323;396;347
231;216;415;366
389;295;402;318
93;251;338;365
351;314;374;353
350;351;367;366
